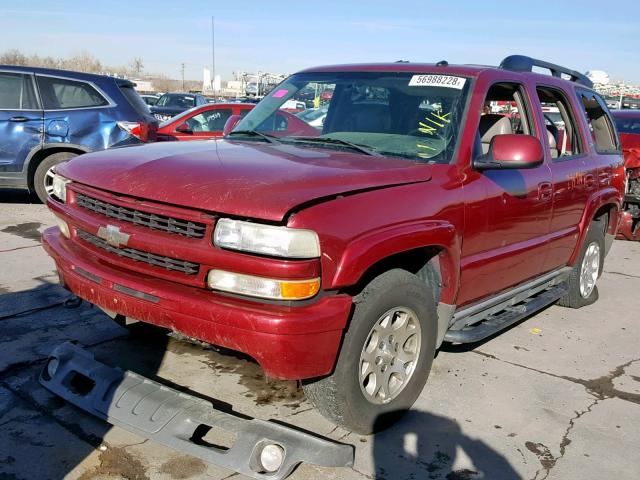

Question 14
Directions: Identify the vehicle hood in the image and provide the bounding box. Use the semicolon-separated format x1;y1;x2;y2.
59;140;432;222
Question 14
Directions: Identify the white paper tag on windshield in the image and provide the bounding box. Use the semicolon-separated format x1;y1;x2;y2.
409;75;466;89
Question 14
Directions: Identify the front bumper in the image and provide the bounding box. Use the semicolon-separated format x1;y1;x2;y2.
40;342;354;480
43;227;352;380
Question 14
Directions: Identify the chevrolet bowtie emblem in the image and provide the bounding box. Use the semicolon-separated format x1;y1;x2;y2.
97;225;130;248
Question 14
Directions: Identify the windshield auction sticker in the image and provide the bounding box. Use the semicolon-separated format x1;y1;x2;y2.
409;75;466;89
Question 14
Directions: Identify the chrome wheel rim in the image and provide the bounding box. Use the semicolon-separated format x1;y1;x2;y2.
44;167;56;197
579;242;600;298
359;307;421;405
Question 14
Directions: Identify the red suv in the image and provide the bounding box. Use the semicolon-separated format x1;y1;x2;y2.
43;55;624;434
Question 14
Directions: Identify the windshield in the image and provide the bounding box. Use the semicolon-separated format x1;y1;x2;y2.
232;71;471;163
156;93;196;108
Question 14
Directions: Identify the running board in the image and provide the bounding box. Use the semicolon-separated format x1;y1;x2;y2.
39;342;354;480
444;283;569;344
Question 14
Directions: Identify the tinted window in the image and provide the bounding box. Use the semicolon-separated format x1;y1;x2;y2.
185;108;232;132
120;85;150;116
0;72;39;110
613;115;640;134
156;94;195;108
37;76;109;109
578;91;619;153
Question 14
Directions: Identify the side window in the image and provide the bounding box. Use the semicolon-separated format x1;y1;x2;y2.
185;109;232;132
36;76;109;109
0;72;39;110
536;86;582;159
477;82;535;156
578;91;619;153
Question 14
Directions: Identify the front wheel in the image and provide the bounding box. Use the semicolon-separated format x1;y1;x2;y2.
303;269;437;434
33;152;78;203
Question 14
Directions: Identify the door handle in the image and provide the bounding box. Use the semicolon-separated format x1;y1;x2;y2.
584;173;596;189
9;116;30;122
598;172;611;186
538;182;553;201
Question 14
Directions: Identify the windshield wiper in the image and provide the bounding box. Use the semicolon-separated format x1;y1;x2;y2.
285;136;380;156
226;130;279;143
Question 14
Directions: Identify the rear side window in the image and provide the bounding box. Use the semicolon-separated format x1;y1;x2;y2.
36;76;109;109
119;84;150;116
0;72;39;110
578;91;619;153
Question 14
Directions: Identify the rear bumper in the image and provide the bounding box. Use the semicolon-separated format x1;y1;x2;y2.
43;228;352;380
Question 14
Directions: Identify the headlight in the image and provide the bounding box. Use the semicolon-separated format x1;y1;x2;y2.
207;270;320;300
51;172;72;203
213;218;320;259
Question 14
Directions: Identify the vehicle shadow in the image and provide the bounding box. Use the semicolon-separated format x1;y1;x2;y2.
0;188;39;204
372;410;521;480
0;282;170;479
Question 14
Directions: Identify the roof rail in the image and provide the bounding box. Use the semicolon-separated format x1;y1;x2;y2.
500;55;593;88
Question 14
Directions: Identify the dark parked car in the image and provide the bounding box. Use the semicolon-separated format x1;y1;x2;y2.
0;65;157;202
150;93;208;122
140;94;160;106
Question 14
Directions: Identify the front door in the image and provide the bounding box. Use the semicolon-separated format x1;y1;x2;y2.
0;71;42;175
458;81;553;307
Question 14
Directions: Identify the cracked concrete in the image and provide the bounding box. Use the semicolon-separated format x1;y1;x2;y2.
0;192;639;479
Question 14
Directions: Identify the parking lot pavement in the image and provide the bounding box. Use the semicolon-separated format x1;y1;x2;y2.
0;190;639;480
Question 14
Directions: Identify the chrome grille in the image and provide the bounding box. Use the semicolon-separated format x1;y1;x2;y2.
77;230;199;275
76;193;207;239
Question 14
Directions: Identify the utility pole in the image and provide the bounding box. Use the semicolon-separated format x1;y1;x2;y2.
181;63;185;91
211;16;215;97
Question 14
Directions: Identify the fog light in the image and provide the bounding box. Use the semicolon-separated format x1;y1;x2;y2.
54;215;70;239
259;443;285;472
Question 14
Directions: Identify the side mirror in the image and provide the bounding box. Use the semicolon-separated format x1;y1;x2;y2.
223;115;242;136
175;123;192;134
475;134;544;170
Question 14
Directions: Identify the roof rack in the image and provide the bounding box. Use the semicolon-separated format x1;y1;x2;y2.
500;55;593;88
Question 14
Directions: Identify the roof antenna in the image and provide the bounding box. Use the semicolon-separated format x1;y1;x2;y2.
436;60;449;67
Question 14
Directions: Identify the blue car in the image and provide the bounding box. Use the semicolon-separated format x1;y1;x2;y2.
0;66;158;202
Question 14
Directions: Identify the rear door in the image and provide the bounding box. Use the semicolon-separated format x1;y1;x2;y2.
0;71;42;175
533;84;591;271
35;74;112;151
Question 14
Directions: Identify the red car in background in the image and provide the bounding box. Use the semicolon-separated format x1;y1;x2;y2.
157;102;318;141
157;103;254;141
611;110;640;240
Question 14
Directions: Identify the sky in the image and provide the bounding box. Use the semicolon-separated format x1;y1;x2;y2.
1;0;639;84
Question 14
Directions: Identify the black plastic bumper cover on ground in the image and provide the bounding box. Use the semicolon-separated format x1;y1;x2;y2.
39;341;354;480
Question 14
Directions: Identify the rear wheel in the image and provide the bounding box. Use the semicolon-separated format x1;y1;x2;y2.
303;269;437;434
557;217;605;308
33;152;78;203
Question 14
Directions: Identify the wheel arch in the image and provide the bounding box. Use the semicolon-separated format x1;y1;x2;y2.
26;144;90;190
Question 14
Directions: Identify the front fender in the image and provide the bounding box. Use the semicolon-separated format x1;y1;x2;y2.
329;220;460;304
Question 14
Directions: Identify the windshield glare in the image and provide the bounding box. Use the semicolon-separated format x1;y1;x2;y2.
233;71;471;163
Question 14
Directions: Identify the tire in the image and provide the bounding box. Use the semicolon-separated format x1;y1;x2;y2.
302;269;437;434
33;152;78;203
557;217;606;308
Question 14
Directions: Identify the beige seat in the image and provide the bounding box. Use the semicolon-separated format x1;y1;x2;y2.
547;129;559;158
479;114;513;154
